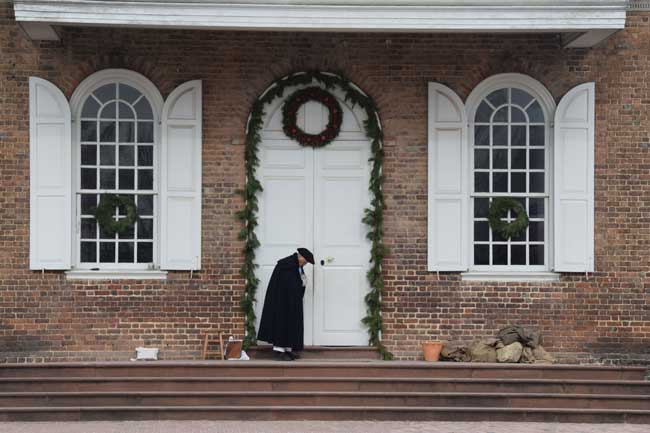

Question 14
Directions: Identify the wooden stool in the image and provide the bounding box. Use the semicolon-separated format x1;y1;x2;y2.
202;333;225;360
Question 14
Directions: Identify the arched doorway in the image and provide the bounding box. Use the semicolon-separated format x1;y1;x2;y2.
254;79;373;346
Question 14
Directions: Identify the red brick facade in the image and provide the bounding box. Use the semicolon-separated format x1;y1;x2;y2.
1;3;649;364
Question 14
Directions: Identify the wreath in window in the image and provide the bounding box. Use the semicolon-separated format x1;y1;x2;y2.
94;194;139;236
282;87;342;147
488;197;529;240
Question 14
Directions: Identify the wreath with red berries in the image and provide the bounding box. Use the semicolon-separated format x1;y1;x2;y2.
282;87;343;147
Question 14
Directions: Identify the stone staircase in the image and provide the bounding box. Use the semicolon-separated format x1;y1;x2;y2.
0;360;648;422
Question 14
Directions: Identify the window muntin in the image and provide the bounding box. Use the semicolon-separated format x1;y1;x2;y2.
77;82;156;268
470;87;549;270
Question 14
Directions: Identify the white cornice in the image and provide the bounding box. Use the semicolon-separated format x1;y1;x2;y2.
13;1;627;32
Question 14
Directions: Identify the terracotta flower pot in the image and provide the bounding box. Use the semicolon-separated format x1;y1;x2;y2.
422;341;444;362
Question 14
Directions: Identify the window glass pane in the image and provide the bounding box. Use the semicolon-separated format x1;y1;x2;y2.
474;221;490;242
119;146;135;166
526;101;544;123
511;149;526;169
492;244;507;265
474;149;489;169
119;169;135;190
100;223;115;239
81;121;97;142
138;146;154;166
81;218;96;239
511;107;526;123
475;101;493;123
530;173;545;193
100;169;116;189
94;83;116;103
474;198;489;218
99;242;115;262
486;88;507;108
493;107;508;123
119;122;135;143
492;227;507;242
529;198;544;218
493;125;507;146
511;172;526;193
493;172;507;192
511;228;526;242
119;102;135;119
474;172;489;193
138;169;154;190
80;242;96;263
100;102;117;120
80;194;97;215
138;219;154;240
138;195;154;216
134;98;153;120
82;97;100;118
100;145;115;166
511;88;533;108
530;245;544;265
137;242;153;263
530;126;545;147
118;243;135;263
529;221;544;242
492;149;507;169
118;223;134;240
529;149;545;169
81;168;97;189
81;145;97;165
138;122;154;143
511;126;526;147
119;84;142;104
511;245;526;265
117;195;134;216
474;245;489;265
100;121;116;142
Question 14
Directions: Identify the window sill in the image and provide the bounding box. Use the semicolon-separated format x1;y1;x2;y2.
65;270;168;280
461;271;560;282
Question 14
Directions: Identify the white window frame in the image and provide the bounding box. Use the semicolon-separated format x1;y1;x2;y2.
464;73;557;275
68;69;165;272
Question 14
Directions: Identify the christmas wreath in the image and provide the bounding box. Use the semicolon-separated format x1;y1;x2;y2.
94;194;138;236
282;87;342;147
488;197;529;240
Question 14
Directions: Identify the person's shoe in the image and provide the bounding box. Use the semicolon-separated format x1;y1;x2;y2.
287;352;300;360
273;351;293;361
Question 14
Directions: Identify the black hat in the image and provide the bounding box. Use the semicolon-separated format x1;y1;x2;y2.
297;248;314;265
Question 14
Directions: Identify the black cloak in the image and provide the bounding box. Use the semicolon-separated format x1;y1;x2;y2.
257;253;305;350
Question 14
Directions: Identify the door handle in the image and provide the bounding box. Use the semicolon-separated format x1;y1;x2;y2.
320;256;334;266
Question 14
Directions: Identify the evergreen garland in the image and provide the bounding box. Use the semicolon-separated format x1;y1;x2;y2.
487;197;530;240
238;71;392;360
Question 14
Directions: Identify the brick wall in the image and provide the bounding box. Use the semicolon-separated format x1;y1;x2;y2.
1;3;649;364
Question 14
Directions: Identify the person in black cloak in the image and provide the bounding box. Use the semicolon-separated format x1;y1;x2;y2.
257;247;314;361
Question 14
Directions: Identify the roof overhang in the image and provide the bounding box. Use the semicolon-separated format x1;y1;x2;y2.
13;0;628;47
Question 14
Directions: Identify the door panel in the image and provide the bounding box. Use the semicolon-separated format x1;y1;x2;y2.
256;86;371;346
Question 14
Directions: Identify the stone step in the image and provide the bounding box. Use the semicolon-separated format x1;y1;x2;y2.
1;405;649;423
1;377;648;394
245;346;380;361
0;361;645;381
0;391;648;410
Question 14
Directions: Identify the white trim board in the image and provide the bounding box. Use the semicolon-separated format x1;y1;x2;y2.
14;1;626;38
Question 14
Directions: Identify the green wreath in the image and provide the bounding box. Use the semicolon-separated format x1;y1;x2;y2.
282;87;343;147
94;194;138;236
488;197;529;240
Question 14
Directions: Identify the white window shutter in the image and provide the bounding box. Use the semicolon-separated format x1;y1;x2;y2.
161;80;202;270
427;83;469;272
554;82;595;272
29;77;72;270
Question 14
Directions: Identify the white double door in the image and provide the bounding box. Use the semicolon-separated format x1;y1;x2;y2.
255;90;371;346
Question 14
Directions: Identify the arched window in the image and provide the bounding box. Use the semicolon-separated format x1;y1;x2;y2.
73;72;162;269
468;78;553;271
